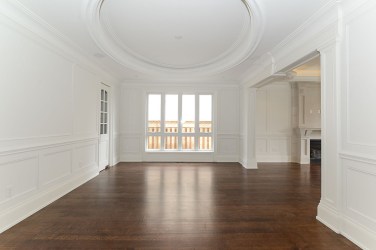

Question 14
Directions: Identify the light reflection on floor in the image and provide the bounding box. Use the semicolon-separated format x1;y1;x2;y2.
143;165;215;234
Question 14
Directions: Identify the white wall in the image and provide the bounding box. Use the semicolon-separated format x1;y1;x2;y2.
0;3;119;233
338;1;376;247
256;83;293;162
119;84;240;162
241;0;376;248
111;83;121;166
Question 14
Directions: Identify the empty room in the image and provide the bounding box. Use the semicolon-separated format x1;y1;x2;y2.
1;0;376;249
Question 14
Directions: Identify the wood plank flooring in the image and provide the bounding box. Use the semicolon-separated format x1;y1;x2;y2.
0;162;360;249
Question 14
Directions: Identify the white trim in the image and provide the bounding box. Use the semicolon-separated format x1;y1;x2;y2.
0;137;98;156
341;215;376;250
1;0;118;84
0;169;98;234
84;0;264;77
316;201;341;233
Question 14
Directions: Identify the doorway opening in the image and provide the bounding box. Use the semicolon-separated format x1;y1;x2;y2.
99;83;111;171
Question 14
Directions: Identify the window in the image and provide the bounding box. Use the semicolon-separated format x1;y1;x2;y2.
100;89;108;135
147;93;213;151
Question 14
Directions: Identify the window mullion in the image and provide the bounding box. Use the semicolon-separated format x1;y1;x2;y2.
178;94;182;150
195;94;200;151
161;94;166;151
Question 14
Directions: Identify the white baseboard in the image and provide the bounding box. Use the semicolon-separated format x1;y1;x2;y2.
215;155;239;162
240;157;258;169
316;202;341;233
0;169;98;234
256;155;292;163
341;215;376;250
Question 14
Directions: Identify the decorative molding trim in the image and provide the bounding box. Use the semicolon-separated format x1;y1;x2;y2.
316;201;341;233
341;215;376;250
1;0;118;84
272;0;339;59
121;80;241;87
342;3;376;150
0;156;39;207
0;168;98;234
256;156;292;163
0;137;99;156
240;157;258;169
241;0;340;86
39;148;72;187
84;0;264;77
340;152;376;165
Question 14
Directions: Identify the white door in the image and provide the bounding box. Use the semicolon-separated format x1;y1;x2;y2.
99;85;110;171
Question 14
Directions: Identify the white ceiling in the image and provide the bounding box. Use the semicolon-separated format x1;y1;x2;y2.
15;0;332;83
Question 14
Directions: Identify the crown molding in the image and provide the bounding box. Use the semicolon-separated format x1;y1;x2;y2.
241;0;340;87
1;0;119;85
84;0;265;78
120;79;241;88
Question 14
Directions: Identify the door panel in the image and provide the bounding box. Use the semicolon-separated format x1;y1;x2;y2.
99;86;110;171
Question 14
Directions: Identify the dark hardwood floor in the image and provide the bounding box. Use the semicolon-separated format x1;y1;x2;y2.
0;162;359;249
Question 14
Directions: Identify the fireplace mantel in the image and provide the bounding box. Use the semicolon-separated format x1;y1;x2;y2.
295;128;321;137
295;128;321;164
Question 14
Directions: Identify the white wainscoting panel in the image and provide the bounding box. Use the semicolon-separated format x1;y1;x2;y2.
0;0;115;236
73;142;97;172
0;153;38;205
342;156;376;232
39;147;72;188
340;153;376;249
256;83;293;162
256;136;292;162
0;138;99;234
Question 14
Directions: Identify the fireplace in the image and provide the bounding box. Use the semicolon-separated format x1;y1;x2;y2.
295;128;321;164
310;139;321;160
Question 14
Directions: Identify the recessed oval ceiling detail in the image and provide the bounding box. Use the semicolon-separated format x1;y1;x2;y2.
85;0;263;77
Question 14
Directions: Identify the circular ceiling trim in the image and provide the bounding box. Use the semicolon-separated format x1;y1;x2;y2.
84;0;264;77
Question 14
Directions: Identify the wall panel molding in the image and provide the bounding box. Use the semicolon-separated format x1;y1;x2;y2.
0;137;99;156
39;147;72;188
0;139;99;234
342;157;376;231
0;154;38;206
342;4;376;156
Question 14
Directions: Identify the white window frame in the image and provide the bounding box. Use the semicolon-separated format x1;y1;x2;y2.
146;93;214;152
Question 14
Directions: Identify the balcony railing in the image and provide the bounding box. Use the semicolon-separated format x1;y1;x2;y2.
147;121;212;150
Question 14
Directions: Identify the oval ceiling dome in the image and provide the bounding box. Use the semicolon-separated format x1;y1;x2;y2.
86;0;263;76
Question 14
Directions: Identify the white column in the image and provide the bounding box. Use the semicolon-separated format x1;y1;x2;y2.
240;87;258;169
316;43;341;233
